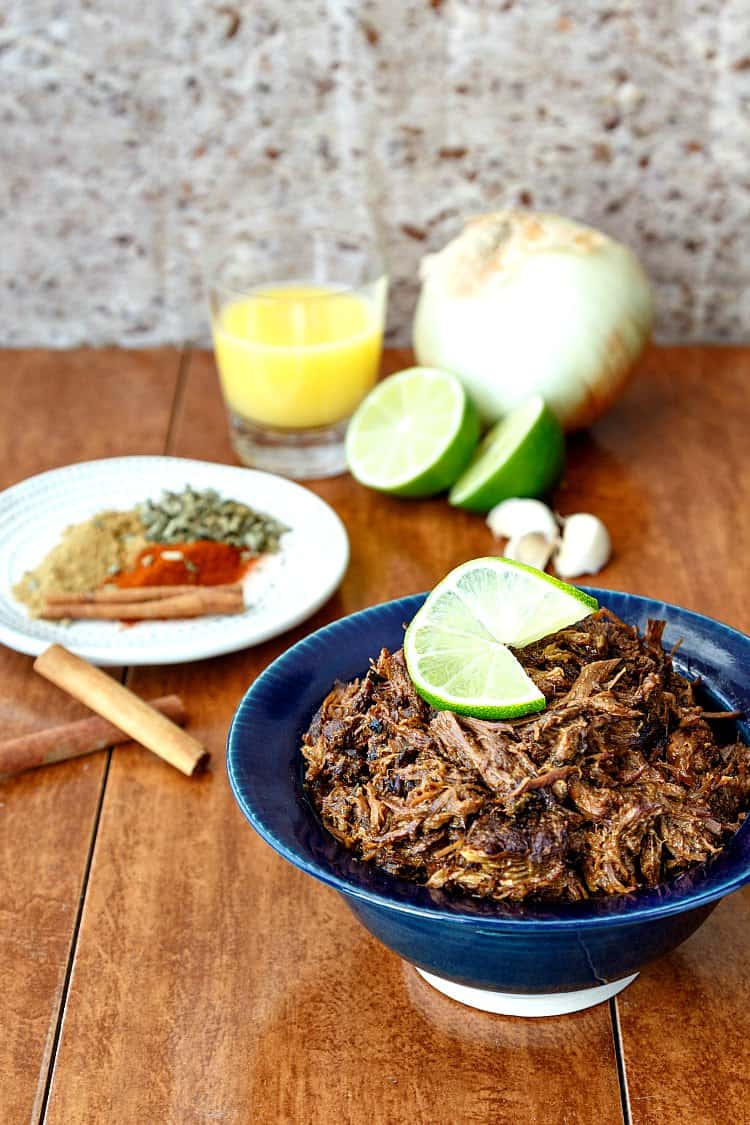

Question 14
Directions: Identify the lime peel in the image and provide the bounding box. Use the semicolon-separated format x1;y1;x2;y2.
405;557;598;720
449;395;565;513
346;367;480;497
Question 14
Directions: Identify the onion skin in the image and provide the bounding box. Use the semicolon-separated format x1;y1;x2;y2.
413;211;654;431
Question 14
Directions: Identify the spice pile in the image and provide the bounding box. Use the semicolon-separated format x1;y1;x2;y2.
13;511;146;616
136;487;286;551
13;486;287;622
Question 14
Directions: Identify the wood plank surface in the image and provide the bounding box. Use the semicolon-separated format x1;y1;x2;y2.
44;348;624;1124
0;350;181;1124
563;345;750;631
17;344;750;1124
586;347;750;1125
0;348;183;488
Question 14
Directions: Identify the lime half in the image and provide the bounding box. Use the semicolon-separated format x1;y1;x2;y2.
404;557;598;718
346;367;480;497
449;396;564;513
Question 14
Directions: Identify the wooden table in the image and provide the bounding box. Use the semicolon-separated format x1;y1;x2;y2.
1;346;749;1125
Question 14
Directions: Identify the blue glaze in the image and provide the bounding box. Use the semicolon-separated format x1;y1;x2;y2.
227;589;750;995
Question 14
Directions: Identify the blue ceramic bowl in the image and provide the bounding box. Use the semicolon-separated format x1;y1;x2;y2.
227;590;750;1016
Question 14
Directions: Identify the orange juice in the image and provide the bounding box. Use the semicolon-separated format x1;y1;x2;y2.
212;285;385;429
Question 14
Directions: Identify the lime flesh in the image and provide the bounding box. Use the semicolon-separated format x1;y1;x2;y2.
346;367;480;497
449;396;564;513
405;557;598;719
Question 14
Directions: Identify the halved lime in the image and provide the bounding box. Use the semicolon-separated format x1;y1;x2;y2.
404;557;598;718
346;367;480;497
449;396;564;513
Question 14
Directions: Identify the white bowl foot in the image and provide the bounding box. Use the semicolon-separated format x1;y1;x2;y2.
414;967;638;1016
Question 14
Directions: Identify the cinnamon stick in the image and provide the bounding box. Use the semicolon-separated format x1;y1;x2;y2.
43;589;245;620
45;584;244;605
0;695;186;779
34;645;209;776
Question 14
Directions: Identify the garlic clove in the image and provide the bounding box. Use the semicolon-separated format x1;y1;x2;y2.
554;513;611;579
486;497;559;543
504;531;557;572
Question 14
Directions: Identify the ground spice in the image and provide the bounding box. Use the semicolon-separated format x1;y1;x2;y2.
114;541;253;589
13;511;146;616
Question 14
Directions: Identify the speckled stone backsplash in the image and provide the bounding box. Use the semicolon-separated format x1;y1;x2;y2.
2;1;749;346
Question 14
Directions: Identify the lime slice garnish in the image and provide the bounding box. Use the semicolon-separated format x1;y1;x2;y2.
346;367;480;497
449;395;564;513
404;557;598;718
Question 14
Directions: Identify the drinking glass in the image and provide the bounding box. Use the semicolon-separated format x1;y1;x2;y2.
208;222;387;479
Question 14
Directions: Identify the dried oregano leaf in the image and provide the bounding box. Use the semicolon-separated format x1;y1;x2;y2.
136;487;288;553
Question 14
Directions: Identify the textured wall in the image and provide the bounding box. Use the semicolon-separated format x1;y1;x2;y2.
2;1;749;347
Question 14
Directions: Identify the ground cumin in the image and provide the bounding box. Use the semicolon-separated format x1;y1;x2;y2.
13;511;146;616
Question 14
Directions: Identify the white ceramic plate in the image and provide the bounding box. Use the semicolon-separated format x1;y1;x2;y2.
0;456;349;666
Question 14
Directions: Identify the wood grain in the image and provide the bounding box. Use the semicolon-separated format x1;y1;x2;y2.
24;344;750;1124
564;345;750;632
45;348;624;1124
0;348;182;489
0;348;181;1124
582;346;750;1125
616;890;750;1125
47;654;625;1125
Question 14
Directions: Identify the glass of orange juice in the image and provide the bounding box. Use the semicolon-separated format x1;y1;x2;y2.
208;222;387;478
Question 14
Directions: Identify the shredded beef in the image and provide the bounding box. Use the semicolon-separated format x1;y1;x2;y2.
301;610;750;902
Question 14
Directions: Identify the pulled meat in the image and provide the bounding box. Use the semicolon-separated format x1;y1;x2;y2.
302;610;750;902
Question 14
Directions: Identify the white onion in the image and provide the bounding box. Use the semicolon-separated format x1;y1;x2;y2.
413;211;654;431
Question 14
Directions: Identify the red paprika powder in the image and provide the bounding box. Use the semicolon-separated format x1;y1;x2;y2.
116;541;254;588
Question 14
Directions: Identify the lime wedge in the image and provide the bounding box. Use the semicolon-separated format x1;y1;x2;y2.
449;396;564;513
346;367;480;497
404;557;598;718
